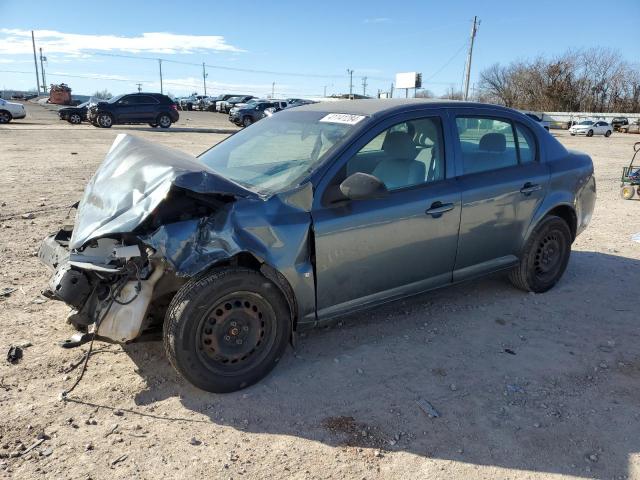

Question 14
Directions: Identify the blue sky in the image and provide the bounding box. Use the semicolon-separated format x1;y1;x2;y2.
0;0;638;98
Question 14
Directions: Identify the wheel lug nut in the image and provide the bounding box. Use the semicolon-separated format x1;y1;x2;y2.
230;321;237;327
236;339;243;345
224;335;230;341
242;326;249;332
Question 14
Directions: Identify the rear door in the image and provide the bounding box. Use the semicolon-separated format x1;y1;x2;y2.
312;110;461;319
450;109;549;281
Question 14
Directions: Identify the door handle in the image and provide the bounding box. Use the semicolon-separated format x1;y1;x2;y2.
520;183;542;195
426;202;455;217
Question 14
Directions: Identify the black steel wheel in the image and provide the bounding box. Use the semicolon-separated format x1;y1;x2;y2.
509;215;572;293
0;110;12;124
164;268;291;393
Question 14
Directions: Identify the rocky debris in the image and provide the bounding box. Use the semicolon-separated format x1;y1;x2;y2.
416;399;440;418
6;346;23;364
111;454;127;467
189;437;202;446
21;213;35;220
113;409;124;416
0;287;16;297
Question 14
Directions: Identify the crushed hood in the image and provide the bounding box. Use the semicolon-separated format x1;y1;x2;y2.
70;134;259;250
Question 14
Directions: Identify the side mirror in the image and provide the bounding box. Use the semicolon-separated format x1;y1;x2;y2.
339;172;387;200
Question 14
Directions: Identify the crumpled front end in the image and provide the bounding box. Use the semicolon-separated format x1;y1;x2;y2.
39;134;316;344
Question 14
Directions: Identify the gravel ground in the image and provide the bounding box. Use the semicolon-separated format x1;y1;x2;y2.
1;102;639;480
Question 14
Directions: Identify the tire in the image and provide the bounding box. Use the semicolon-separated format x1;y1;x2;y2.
148;123;159;128
96;113;113;128
586;129;593;137
605;130;611;137
0;110;12;123
186;103;193;111
570;133;575;136
157;114;172;128
621;185;635;200
69;113;82;124
164;267;291;393
509;215;572;293
242;116;253;127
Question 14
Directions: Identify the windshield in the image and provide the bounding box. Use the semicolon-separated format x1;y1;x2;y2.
199;110;363;193
107;94;124;104
226;96;242;103
578;121;593;125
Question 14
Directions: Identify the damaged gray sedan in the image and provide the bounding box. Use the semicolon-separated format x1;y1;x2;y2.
39;99;596;392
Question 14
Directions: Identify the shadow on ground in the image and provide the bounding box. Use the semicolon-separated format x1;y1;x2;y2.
117;250;640;478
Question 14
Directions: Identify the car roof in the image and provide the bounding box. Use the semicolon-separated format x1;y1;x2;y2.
293;98;517;117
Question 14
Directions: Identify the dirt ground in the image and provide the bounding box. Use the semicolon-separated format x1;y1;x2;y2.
1;102;639;480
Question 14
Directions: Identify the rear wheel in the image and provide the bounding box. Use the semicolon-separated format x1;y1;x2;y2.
164;268;291;393
621;185;636;200
509;215;572;293
243;116;253;127
605;130;611;137
0;110;12;123
157;114;172;128
69;113;82;124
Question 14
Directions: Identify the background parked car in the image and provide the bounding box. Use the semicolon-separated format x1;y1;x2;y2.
218;95;254;114
229;100;287;126
57;100;91;124
611;117;629;131
619;120;640;134
569;120;612;137
88;92;179;129
0;98;26;123
523;112;550;130
204;94;240;112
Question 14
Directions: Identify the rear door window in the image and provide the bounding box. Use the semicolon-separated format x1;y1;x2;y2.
455;117;518;174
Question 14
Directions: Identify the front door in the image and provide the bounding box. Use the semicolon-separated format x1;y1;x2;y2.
312;112;462;319
451;111;549;281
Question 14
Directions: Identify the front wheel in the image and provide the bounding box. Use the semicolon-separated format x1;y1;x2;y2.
96;113;113;128
242;116;253;127
69;113;82;124
586;129;593;137
0;110;12;123
148;123;159;128
509;215;572;293
605;130;611;137
164;268;291;393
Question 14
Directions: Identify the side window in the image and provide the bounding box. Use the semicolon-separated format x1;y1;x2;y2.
515;124;537;163
137;95;158;104
118;96;132;105
343;117;445;191
455;117;518;174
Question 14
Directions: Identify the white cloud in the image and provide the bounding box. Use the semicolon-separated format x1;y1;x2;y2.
0;29;243;55
363;17;391;24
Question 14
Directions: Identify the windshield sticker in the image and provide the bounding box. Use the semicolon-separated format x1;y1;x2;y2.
319;113;366;125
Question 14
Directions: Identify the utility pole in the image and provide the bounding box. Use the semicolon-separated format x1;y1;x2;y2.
136;83;142;93
463;16;479;101
323;85;327;97
31;31;40;95
39;48;47;94
390;83;394;98
361;76;368;96
347;69;354;98
202;62;207;96
158;59;163;94
271;82;275;98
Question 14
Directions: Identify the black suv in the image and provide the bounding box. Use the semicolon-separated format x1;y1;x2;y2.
88;93;179;128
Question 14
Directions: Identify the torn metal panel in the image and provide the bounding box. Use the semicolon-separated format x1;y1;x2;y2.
70;134;259;250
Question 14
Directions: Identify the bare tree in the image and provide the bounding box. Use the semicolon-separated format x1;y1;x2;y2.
92;89;112;100
477;48;639;112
